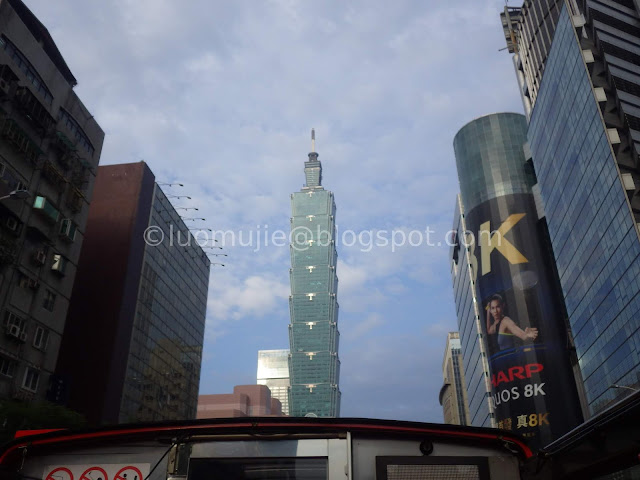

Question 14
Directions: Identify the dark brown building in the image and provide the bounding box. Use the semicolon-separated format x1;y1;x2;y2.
57;162;210;425
197;385;284;419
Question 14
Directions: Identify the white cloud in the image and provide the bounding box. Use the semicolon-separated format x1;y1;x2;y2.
208;274;289;322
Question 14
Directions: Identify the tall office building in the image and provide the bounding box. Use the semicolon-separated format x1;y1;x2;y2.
257;349;290;415
288;131;341;417
501;0;640;415
500;0;565;118
0;0;103;403
449;197;494;427
439;332;471;426
452;112;583;448
57;162;210;424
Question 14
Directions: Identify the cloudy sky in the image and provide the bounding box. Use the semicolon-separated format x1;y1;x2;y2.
26;0;523;422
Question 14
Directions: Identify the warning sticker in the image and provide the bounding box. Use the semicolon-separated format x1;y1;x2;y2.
79;467;108;480
114;466;144;480
45;467;74;480
43;464;150;480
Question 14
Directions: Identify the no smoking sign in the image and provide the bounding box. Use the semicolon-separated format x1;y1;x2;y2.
44;464;150;480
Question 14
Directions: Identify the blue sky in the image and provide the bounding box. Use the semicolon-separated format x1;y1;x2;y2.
27;0;524;422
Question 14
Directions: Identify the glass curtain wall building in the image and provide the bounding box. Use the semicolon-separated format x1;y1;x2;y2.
450;197;494;427
522;0;640;414
288;134;340;417
257;349;290;415
501;0;565;117
120;184;209;423
439;332;472;426
59;162;209;424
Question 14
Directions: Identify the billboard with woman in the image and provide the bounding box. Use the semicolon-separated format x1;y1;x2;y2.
464;192;583;448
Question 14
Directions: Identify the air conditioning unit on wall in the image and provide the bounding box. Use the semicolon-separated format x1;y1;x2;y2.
34;250;46;265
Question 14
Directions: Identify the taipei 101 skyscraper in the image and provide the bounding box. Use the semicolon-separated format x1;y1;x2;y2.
288;130;341;417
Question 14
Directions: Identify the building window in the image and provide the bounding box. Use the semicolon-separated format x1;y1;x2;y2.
22;367;39;392
43;290;56;312
0;356;15;377
33;326;49;350
57;109;95;156
0;36;53;105
18;273;39;290
3;310;25;330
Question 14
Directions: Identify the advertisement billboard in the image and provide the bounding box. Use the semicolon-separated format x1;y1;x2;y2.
464;193;582;448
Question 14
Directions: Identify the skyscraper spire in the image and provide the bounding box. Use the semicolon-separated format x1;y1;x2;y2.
305;129;322;188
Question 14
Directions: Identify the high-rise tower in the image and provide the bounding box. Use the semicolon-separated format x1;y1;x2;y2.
288;130;341;417
501;0;640;416
452;113;583;448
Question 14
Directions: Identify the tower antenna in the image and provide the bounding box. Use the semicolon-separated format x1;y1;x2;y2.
311;128;316;152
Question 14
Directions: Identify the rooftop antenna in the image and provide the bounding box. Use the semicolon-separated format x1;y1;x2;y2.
311;128;316;152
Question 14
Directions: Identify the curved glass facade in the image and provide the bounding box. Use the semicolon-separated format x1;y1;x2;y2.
528;4;640;414
453;113;532;212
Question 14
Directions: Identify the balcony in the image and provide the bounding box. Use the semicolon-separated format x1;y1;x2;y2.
70;162;91;191
66;187;83;214
52;130;76;153
0;235;17;265
1;118;42;165
0;163;26;199
41;160;67;192
0;64;18;97
13;86;55;135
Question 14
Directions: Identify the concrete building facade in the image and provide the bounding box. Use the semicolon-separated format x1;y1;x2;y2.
0;0;104;404
57;162;209;424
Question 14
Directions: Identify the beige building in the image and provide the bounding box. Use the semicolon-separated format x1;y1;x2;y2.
439;332;470;425
197;385;283;419
0;0;103;403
